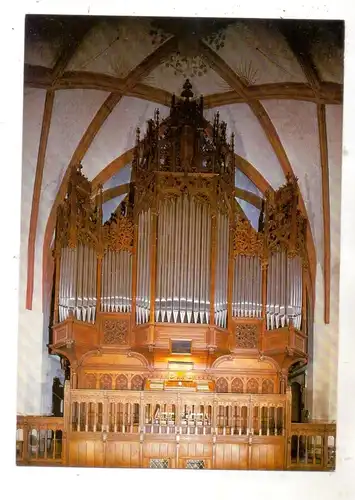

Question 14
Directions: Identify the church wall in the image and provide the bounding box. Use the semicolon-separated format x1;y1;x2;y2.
17;88;46;415
310;104;342;421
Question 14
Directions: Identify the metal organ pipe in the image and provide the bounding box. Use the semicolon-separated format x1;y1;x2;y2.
100;250;133;314
232;255;262;319
214;212;229;328
154;195;211;324
265;252;303;330
136;209;151;324
58;244;97;323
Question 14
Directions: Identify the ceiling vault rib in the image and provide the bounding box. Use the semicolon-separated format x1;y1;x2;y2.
317;104;331;324
50;22;95;85
41;36;180;310
26;90;55;311
24;64;342;105
100;181;263;211
200;39;316;286
277;25;321;97
101;183;131;204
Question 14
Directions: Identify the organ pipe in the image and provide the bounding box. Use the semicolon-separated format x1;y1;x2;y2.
154;195;211;324
265;252;303;330
232;255;262;319
101;250;133;313
58;244;97;323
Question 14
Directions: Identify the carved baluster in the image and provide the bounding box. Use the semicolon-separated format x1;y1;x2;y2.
85;402;89;432
93;403;97;433
77;403;81;432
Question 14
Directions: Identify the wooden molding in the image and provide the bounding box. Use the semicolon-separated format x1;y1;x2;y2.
26;90;54;310
317;104;331;324
41;36;179;310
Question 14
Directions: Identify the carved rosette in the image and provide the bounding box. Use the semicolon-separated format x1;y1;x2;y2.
103;320;129;345
235;324;258;349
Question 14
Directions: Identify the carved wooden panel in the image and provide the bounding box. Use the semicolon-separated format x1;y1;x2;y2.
231;377;244;393
99;374;112;390
262;379;274;394
115;374;128;390
216;377;228;393
85;373;97;389
103;320;129;345
246;378;259;394
235;324;258;349
131;374;144;391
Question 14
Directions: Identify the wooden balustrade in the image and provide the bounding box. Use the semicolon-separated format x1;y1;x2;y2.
287;422;336;470
68;389;288;438
16;416;65;465
16;396;336;470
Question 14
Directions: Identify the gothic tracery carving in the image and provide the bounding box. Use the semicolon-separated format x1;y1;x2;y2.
235;324;258;349
103;320;129;345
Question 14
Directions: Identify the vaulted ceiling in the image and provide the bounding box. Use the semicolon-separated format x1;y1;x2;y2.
22;15;344;323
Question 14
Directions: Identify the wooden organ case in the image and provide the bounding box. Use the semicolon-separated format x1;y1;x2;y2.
50;80;310;470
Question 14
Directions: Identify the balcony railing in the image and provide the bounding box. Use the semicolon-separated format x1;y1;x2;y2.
16;416;64;465
68;389;289;438
287;422;336;470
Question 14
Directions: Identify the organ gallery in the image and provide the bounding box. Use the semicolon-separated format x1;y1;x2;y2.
15;79;336;470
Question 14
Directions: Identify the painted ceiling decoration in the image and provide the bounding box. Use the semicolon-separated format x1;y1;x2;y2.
22;16;344;329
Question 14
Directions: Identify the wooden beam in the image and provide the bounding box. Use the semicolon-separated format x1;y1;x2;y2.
317;104;331;324
24;64;342;106
26;90;55;310
41;36;179;310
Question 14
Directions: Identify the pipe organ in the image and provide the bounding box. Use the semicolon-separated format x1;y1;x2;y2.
53;78;309;341
49;80;311;472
